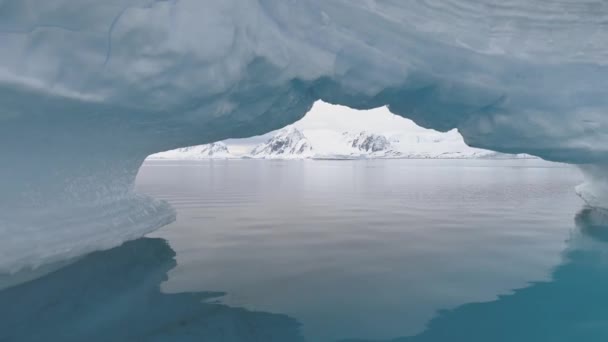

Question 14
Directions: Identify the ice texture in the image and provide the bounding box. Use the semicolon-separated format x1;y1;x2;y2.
1;1;607;272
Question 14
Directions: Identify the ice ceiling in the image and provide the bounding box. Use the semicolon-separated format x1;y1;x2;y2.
1;0;608;272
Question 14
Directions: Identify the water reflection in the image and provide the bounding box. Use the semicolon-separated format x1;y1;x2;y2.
0;238;304;342
2;209;608;342
345;208;608;342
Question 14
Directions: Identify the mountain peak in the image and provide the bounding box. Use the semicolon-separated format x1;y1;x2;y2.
250;127;313;158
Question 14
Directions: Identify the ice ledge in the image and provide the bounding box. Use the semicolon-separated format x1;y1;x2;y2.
0;194;175;274
576;165;608;210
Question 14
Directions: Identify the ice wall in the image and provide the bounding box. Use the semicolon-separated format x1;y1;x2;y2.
1;0;608;272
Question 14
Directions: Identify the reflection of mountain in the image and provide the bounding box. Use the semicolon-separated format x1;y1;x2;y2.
344;208;608;342
0;238;304;342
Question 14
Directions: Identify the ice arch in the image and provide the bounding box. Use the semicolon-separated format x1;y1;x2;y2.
2;0;608;272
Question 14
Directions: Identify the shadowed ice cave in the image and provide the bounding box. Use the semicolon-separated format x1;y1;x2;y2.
2;209;608;341
2;1;608;271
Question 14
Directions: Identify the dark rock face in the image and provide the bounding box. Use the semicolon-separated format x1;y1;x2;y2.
251;128;312;157
204;142;230;156
350;132;391;152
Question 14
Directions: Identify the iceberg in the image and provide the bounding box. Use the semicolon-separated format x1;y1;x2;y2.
1;1;607;272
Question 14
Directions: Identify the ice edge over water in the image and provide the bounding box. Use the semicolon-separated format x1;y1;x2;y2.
1;0;607;272
575;165;608;210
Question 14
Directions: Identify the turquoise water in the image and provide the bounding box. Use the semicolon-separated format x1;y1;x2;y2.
3;159;606;342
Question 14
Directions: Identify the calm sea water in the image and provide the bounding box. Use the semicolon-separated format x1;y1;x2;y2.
5;159;608;342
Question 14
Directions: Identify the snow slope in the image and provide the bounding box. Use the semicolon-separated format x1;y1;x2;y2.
148;142;234;160
247;127;533;160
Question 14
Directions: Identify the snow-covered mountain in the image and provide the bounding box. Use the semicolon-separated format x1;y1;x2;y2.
145;102;537;161
248;127;534;160
147;127;535;160
148;142;234;160
249;127;313;158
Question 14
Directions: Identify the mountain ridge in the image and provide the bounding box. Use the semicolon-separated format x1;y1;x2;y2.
148;127;535;160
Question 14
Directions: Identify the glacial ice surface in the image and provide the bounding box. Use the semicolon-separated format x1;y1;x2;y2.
2;0;608;272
